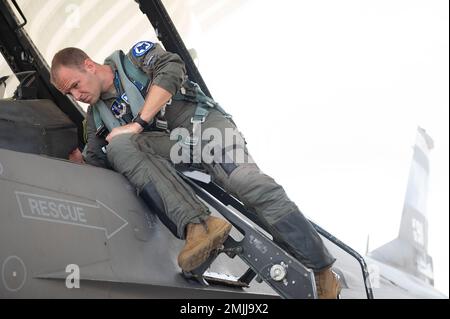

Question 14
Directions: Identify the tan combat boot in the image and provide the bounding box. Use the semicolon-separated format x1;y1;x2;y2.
314;267;341;299
178;216;232;272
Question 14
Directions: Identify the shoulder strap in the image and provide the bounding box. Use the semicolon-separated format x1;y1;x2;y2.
122;54;150;94
91;51;150;134
93;99;122;132
107;51;145;119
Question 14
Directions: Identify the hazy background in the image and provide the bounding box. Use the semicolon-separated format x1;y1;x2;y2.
165;0;449;296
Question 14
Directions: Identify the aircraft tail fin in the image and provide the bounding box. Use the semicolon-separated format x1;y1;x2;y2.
369;127;435;285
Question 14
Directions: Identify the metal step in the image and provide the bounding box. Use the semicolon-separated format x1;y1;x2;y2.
180;172;318;299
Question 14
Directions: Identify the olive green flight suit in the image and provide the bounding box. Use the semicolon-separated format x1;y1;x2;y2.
83;42;335;271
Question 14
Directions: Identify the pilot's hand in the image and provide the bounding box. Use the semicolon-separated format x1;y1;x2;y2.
68;147;85;164
106;122;143;143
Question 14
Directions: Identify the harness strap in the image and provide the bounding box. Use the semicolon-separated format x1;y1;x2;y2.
122;55;149;93
173;81;233;146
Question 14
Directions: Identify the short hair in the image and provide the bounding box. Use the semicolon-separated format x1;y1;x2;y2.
50;47;90;84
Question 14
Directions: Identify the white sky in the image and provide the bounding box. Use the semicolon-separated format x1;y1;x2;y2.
174;0;449;296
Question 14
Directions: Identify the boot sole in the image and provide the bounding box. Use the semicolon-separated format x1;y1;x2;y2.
178;240;213;272
210;221;232;251
178;222;232;272
316;271;342;299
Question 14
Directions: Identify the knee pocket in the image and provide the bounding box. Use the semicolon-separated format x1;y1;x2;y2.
211;162;260;191
107;132;134;148
232;165;284;196
106;134;137;162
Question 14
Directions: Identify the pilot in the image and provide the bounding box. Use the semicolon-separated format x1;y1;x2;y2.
50;42;340;298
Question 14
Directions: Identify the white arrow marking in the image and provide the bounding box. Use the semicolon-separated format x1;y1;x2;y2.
15;191;128;239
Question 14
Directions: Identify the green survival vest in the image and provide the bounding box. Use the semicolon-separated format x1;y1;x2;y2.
92;50;149;134
91;50;232;137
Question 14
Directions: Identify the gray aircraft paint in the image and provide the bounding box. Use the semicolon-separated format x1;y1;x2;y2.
369;128;437;286
0;145;405;298
0;148;279;298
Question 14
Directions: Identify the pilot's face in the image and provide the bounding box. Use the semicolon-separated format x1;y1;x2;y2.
54;62;102;104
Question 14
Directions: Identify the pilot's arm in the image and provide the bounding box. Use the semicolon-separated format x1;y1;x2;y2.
105;42;187;142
